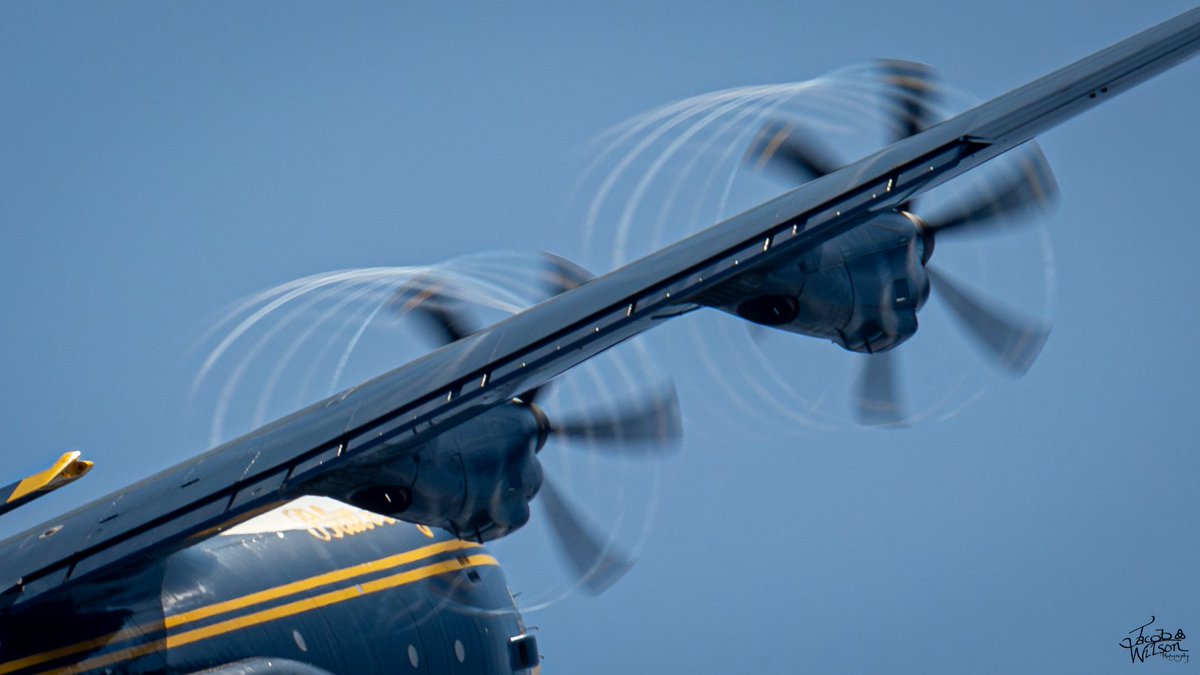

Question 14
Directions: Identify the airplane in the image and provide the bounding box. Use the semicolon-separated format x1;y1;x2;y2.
1;7;1197;674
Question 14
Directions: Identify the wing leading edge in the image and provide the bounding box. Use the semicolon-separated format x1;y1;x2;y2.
2;7;1197;611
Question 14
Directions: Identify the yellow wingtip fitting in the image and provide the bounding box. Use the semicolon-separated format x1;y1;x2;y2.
58;457;94;482
7;451;93;504
44;451;93;488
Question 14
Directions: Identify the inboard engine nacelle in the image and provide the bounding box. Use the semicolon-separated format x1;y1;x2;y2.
314;402;545;543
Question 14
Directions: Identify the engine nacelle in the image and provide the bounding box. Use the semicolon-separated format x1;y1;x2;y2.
698;211;931;354
335;402;544;542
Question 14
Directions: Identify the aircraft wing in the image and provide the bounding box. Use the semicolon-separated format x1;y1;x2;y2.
2;7;1198;612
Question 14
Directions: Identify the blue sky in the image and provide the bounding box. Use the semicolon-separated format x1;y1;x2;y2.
2;2;1198;673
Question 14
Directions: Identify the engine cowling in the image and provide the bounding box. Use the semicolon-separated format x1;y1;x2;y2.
699;211;931;354
329;402;544;543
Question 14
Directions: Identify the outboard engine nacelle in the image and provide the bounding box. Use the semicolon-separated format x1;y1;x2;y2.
700;211;931;354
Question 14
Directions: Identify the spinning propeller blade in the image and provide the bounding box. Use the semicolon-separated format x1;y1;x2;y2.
853;349;907;427
921;156;1059;237
531;384;680;592
878;59;940;212
742;119;841;182
541;251;595;295
927;266;1050;375
548;386;681;456
392;279;474;347
746;60;940;214
519;252;597;405
396;251;596;352
878;59;939;143
538;477;634;596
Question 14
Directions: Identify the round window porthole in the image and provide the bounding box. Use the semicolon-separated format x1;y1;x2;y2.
39;525;63;539
454;639;465;663
407;644;419;668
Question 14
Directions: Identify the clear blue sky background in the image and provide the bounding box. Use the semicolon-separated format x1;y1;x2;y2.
2;2;1198;673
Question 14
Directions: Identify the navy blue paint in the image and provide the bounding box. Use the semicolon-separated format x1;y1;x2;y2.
0;520;530;674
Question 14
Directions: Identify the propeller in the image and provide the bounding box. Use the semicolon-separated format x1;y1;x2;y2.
745;61;1057;427
391;252;679;594
539;251;594;296
918;156;1059;238
537;478;633;595
878;58;940;212
541;386;681;451
518;252;595;406
853;349;906;427
878;59;938;142
526;384;680;594
926;266;1049;375
742;119;841;183
390;278;475;346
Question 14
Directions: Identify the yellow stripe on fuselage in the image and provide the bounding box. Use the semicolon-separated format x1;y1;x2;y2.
0;539;483;675
49;554;499;675
164;538;479;628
